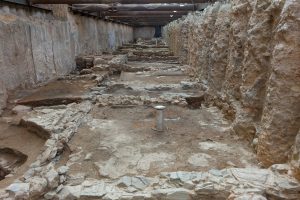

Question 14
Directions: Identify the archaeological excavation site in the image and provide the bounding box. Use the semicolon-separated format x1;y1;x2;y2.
0;0;299;199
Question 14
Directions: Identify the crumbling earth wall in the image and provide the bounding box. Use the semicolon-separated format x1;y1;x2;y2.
163;0;300;180
0;3;133;114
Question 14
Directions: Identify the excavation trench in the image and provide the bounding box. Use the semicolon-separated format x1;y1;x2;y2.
1;39;299;200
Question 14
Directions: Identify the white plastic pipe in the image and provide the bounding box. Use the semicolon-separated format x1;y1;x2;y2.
154;105;166;131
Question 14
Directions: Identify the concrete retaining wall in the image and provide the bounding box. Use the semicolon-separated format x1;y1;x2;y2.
0;3;133;113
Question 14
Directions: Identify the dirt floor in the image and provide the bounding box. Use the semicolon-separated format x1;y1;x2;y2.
68;105;258;179
0;122;45;188
62;60;258;180
0;58;258;187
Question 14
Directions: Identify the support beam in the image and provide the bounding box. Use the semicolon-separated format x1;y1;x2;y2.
31;0;216;4
71;4;197;12
107;15;183;19
102;11;188;16
115;19;179;25
117;19;178;23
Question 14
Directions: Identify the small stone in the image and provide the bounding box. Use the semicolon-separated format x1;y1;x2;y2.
94;57;108;65
57;185;82;200
81;180;107;198
80;69;93;75
152;188;195;200
270;164;290;175
5;174;14;178
252;138;258;148
166;189;194;200
226;161;237;167
56;184;64;193
12;105;32;115
57;166;69;175
44;191;56;200
117;176;132;188
6;182;30;199
45;168;59;189
229;193;267;200
68;173;86;186
29;176;48;198
181;81;196;90
183;181;195;190
84;153;93;161
60;175;67;184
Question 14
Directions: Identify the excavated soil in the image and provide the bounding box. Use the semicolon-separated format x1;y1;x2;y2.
0;122;45;188
0;39;299;200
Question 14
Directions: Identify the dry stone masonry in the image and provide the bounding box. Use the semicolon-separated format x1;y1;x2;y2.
164;0;300;180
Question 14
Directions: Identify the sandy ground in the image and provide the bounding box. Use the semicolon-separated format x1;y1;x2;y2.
0;122;45;188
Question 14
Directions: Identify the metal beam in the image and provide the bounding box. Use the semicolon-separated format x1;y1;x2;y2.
117;18;178;22
71;4;197;12
115;19;179;25
102;10;188;16
31;0;216;4
108;15;182;19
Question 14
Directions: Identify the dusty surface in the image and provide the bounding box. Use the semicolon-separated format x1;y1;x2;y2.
15;78;97;107
0;122;45;188
69;105;257;179
65;57;257;180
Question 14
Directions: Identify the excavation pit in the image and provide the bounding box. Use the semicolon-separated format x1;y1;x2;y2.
0;122;45;188
0;148;27;181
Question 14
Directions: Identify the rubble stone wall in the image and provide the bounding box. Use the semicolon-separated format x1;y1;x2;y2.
163;0;300;179
0;3;133;113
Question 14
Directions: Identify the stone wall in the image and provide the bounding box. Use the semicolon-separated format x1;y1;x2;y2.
163;0;300;180
0;3;133;114
133;27;155;40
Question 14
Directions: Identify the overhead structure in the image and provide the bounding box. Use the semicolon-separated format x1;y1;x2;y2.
71;4;196;12
31;0;215;4
29;0;216;26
